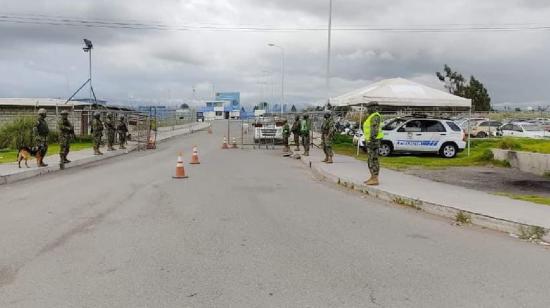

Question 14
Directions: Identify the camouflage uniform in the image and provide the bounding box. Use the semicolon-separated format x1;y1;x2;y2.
33;109;49;167
91;112;104;155
105;113;116;151
321;113;336;163
117;116;128;149
291;116;301;151
58;110;74;164
364;106;382;185
300;115;311;156
282;120;290;153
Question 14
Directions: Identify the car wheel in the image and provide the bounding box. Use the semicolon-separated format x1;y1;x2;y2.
476;132;487;138
379;142;393;157
439;143;458;158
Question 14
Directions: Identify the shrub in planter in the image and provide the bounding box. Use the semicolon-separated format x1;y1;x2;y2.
0;116;35;149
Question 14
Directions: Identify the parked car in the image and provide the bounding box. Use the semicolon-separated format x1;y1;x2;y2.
358;118;466;158
470;120;502;138
498;122;548;139
456;117;488;129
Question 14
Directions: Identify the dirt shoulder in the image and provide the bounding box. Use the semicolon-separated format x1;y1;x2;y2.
403;166;550;198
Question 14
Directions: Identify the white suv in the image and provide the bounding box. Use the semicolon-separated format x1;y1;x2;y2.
359;118;466;158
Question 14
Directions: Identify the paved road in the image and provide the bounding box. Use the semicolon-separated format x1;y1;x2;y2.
1;121;549;307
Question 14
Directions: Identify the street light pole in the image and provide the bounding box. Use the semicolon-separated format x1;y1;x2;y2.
268;43;285;115
88;47;92;104
326;0;333;108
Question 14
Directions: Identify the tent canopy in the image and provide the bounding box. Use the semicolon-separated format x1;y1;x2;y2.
331;78;471;109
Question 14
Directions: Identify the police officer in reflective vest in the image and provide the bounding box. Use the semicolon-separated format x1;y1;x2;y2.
363;102;384;185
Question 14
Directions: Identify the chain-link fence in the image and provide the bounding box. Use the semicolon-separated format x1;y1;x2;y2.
0;107;198;151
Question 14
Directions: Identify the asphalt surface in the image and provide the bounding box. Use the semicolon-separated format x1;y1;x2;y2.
1;121;549;307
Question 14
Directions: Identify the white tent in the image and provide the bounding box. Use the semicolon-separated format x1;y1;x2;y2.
331;77;471;108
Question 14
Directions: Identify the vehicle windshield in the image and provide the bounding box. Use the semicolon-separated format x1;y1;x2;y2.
522;125;543;131
382;118;407;130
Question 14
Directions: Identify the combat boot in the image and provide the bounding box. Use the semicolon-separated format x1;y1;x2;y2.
322;154;328;162
303;151;309;157
38;157;48;167
93;147;103;155
326;156;333;164
120;145;126;150
364;176;379;186
107;146;114;151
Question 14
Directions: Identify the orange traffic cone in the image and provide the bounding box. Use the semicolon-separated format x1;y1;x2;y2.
172;153;188;179
208;127;213;134
231;137;238;149
190;146;200;164
222;136;229;149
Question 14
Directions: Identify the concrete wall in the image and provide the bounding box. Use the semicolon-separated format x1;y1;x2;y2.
492;149;550;176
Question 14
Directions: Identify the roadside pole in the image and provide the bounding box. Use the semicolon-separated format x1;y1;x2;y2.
468;106;472;156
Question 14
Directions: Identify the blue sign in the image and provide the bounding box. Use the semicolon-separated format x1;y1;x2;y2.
215;92;240;111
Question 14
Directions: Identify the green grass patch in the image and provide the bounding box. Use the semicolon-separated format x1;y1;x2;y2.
0;141;93;164
495;193;550;206
333;135;549;170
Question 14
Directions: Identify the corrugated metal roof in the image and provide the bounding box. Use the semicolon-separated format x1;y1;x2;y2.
0;98;91;107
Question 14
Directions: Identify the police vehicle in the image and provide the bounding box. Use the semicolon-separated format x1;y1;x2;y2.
358;117;466;158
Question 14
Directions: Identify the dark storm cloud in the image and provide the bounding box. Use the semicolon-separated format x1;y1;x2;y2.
0;0;549;106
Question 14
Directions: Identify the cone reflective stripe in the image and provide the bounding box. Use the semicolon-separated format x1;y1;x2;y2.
231;137;238;149
190;146;200;164
173;153;188;179
222;136;229;149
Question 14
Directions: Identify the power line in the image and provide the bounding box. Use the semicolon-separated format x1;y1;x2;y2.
1;14;550;33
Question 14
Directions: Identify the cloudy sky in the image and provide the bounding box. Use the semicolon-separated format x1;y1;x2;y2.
1;0;549;108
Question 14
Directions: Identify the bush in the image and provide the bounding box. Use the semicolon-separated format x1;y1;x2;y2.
478;149;494;161
0;116;35;149
498;137;522;151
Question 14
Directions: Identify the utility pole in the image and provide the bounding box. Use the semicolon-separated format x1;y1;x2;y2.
326;0;333;109
268;43;285;115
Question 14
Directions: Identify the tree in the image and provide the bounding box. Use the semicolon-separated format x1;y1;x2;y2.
436;65;467;97
180;103;189;110
436;65;492;111
464;76;491;111
291;105;297;112
515;107;521;112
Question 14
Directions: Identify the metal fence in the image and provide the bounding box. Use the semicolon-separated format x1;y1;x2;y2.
0;107;197;151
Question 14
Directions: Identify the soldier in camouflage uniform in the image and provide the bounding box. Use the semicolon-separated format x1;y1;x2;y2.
321;111;336;164
291;115;301;151
363;102;384;186
117;115;128;149
282;119;291;153
58;110;75;164
91;112;104;155
300;114;311;156
33;108;49;167
105;113;116;151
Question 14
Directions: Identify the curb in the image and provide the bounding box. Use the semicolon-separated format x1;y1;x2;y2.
300;155;550;243
0;122;210;186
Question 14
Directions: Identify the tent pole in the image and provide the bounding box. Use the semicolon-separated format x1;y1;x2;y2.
357;103;364;156
467;107;471;156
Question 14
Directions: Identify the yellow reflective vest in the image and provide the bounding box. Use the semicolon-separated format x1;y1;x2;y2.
363;112;384;141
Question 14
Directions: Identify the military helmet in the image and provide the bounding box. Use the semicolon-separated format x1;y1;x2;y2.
93;111;101;118
295;115;300;121
323;111;331;119
107;112;113;118
37;108;47;115
120;115;125;120
60;110;69;116
303;114;309;119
